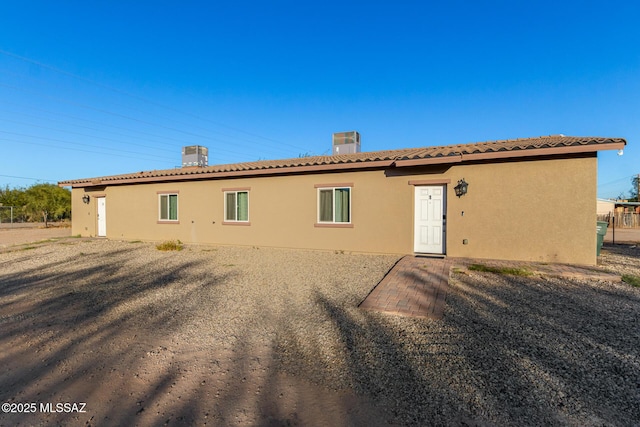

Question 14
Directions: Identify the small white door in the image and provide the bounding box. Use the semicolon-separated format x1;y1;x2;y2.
97;197;106;237
414;186;445;253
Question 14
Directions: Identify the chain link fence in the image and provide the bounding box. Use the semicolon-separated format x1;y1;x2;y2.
0;206;15;224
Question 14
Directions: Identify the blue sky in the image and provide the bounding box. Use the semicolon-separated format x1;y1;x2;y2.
0;1;638;198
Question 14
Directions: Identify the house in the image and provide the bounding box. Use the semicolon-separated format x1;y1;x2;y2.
597;198;616;216
613;201;640;228
598;199;640;228
58;135;626;265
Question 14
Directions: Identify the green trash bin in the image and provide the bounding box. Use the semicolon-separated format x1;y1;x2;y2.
596;221;608;256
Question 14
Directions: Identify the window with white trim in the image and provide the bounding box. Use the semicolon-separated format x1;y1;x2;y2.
317;187;351;223
224;191;249;222
159;194;178;221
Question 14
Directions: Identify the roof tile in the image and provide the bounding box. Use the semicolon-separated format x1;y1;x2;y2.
59;135;626;186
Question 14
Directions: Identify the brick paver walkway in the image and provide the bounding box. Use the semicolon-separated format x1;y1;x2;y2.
360;255;621;320
359;256;452;319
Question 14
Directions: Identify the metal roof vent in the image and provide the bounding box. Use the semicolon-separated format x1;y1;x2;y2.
182;145;208;167
332;131;361;155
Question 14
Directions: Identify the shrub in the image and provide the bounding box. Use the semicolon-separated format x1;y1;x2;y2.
622;274;640;287
156;240;183;251
468;263;533;277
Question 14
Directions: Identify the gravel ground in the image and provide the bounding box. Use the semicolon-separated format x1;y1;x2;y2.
0;238;639;426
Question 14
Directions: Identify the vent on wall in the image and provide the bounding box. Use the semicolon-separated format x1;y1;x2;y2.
182;145;208;167
332;131;360;155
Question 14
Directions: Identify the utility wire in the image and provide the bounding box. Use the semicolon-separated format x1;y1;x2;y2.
0;103;292;160
0;82;294;160
0;100;192;145
0;130;175;161
0;49;313;153
0;117;176;153
0;136;177;166
598;174;637;187
0;108;277;162
0;174;56;183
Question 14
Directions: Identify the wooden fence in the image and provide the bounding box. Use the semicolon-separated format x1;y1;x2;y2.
598;212;640;228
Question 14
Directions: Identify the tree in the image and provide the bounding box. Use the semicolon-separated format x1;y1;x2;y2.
0;185;28;222
23;184;71;227
631;175;639;202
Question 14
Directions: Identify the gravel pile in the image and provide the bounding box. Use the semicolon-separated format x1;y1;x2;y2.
1;239;639;426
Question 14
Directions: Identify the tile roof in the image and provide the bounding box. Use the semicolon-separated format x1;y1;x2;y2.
59;135;626;187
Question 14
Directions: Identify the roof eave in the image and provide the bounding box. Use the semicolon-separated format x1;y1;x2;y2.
395;155;462;167
58;138;627;188
60;159;396;188
395;142;625;167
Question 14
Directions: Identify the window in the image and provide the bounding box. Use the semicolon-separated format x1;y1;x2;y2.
318;187;351;223
225;191;249;222
159;194;178;221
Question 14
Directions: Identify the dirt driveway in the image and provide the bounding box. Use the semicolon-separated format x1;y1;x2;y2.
0;225;71;248
604;226;640;244
1;237;639;426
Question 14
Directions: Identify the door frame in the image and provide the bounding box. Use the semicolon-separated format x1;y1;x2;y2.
413;184;447;254
96;196;106;237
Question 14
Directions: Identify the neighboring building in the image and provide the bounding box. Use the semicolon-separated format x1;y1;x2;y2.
614;202;640;214
59;135;626;265
613;201;640;228
597;199;615;216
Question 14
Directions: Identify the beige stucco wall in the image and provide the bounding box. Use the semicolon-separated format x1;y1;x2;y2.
444;156;596;265
70;155;597;264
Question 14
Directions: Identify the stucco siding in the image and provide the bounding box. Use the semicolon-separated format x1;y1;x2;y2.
71;155;597;264
444;156;596;264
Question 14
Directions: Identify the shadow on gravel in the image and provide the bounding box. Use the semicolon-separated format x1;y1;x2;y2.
2;241;638;426
0;242;396;426
0;245;233;426
443;273;640;426
288;277;640;426
309;294;483;426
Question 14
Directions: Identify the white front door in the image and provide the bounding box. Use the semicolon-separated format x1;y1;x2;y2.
97;197;106;237
414;186;445;254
